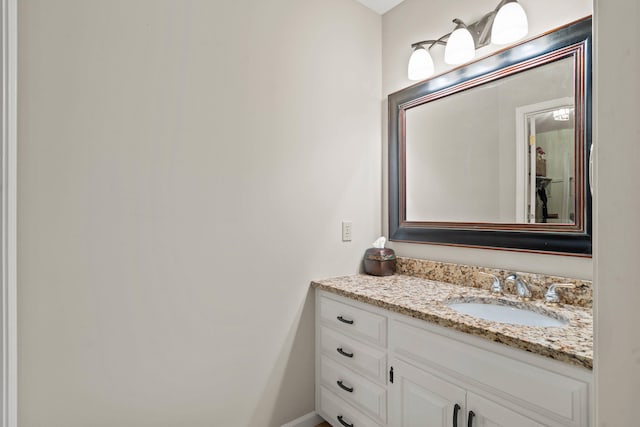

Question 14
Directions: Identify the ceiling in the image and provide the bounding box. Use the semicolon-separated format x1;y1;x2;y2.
355;0;406;14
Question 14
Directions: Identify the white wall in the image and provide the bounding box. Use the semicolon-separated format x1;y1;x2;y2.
17;1;381;426
382;0;593;279
593;0;640;425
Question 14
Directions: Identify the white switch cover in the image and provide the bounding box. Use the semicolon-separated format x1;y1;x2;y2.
342;221;352;242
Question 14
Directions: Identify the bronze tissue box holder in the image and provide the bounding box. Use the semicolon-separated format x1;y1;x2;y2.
363;248;396;276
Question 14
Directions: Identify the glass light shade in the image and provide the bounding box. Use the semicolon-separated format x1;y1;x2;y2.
444;27;475;65
408;47;435;80
491;1;528;45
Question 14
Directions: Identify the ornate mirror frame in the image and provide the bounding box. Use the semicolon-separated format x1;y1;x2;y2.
388;17;592;256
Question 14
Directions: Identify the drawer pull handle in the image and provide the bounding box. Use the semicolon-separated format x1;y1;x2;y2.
337;415;354;427
453;403;460;427
337;380;354;393
467;410;475;427
336;347;354;358
337;315;354;325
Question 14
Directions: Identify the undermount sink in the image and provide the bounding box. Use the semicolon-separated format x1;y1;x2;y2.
446;299;568;328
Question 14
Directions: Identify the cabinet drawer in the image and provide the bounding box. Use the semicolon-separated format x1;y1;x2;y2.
320;326;387;383
390;319;589;425
319;295;386;347
319;386;383;427
320;356;387;423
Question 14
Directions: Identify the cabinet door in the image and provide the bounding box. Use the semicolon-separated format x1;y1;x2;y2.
390;359;466;427
466;392;545;427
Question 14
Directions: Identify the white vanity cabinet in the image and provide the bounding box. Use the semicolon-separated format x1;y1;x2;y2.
390;358;545;427
466;393;546;427
317;293;388;427
315;290;592;427
390;358;466;426
390;318;590;427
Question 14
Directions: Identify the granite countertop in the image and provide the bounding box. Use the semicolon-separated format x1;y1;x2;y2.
311;274;593;370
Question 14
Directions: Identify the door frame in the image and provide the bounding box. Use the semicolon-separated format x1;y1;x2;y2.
1;0;17;425
515;97;574;223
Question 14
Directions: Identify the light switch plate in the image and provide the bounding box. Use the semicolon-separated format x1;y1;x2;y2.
342;221;352;242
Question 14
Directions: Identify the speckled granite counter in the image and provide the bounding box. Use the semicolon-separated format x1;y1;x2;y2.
311;274;593;370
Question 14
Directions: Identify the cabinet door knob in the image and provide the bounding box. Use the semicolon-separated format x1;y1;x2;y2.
336;347;354;358
337;380;354;393
337;315;354;325
467;410;475;427
337;415;354;427
453;403;461;427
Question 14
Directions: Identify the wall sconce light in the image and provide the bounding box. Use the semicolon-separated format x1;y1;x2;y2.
444;19;476;65
407;0;529;81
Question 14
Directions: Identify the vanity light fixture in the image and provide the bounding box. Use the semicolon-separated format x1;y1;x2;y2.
407;0;529;80
444;19;476;65
491;0;529;45
407;45;434;80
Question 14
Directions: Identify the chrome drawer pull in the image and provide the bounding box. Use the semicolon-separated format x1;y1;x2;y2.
337;380;354;393
336;347;354;358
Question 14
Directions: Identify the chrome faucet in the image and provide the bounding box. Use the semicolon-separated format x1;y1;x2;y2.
477;272;503;294
544;283;575;305
505;273;532;300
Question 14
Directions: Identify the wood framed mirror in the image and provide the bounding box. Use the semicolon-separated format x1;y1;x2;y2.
388;17;592;255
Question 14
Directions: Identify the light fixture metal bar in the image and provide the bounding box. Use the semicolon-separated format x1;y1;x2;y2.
411;37;447;50
409;0;517;52
466;12;498;49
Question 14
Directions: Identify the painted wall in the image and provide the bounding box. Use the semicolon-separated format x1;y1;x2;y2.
593;0;640;425
17;1;381;426
382;0;593;279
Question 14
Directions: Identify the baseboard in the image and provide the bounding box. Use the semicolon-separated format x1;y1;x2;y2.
280;411;324;427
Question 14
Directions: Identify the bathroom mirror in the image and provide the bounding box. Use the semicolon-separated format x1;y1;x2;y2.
388;17;592;255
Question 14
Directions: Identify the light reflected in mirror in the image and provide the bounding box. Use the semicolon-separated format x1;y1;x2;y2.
405;57;575;224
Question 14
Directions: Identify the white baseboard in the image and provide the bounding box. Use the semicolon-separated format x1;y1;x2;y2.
280;411;324;427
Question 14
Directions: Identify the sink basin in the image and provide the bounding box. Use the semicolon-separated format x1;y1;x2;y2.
446;299;568;327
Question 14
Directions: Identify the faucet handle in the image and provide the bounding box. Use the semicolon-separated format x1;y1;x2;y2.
544;283;576;305
477;272;503;294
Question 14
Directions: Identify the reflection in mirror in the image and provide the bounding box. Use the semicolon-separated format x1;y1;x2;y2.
522;100;575;224
405;57;575;224
388;17;592;254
